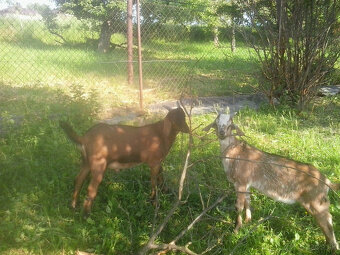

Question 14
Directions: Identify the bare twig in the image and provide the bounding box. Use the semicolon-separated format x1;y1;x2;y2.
170;193;230;244
139;108;192;254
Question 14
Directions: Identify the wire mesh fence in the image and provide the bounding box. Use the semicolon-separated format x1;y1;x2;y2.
0;0;256;112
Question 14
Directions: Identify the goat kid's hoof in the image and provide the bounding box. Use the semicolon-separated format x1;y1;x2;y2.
233;225;241;234
151;199;158;207
70;201;77;210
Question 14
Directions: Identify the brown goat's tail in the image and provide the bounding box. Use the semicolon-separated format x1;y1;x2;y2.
330;182;340;191
60;121;83;146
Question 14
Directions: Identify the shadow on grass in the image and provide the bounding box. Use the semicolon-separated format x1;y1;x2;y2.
0;82;173;254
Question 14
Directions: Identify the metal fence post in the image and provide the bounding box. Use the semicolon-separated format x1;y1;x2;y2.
127;0;134;85
136;0;143;110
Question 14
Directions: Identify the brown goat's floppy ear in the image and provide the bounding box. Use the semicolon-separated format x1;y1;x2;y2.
163;105;172;112
203;121;216;132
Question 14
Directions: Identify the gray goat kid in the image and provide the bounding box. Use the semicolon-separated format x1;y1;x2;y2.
204;111;339;251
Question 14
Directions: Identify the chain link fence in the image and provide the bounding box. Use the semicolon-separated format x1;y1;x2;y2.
0;1;256;114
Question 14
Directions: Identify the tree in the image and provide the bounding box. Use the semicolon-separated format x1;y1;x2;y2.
216;1;242;52
238;0;340;110
55;0;127;53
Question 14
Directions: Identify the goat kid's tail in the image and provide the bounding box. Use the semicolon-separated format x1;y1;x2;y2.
60;121;83;146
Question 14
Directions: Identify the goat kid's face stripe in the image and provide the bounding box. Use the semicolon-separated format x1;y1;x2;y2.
216;114;232;138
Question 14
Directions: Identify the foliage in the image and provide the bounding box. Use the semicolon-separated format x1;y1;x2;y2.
54;0;127;52
237;0;340;110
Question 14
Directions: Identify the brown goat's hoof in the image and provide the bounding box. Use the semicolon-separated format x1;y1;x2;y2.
83;213;90;220
161;184;169;193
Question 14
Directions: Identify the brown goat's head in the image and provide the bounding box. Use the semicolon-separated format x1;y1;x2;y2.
166;107;190;133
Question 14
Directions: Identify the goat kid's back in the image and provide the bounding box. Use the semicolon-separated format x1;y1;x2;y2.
225;142;334;205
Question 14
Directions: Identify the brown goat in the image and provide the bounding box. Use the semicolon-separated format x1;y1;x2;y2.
61;107;189;215
204;112;339;251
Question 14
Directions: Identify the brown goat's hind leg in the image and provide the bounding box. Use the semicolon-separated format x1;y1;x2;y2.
83;162;106;215
157;166;168;192
71;163;90;209
234;185;247;233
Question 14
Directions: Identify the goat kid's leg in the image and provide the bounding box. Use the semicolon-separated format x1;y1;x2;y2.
302;199;339;251
314;210;339;251
244;191;252;223
234;185;247;233
71;162;90;209
309;201;339;251
83;161;106;216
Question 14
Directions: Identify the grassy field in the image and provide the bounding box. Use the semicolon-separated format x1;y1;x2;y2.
0;17;340;255
0;17;260;118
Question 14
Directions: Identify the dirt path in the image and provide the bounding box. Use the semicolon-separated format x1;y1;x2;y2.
103;93;267;124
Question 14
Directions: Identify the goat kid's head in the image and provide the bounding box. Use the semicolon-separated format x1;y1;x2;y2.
165;107;190;134
203;110;244;140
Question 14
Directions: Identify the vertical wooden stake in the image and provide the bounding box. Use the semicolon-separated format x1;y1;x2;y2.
136;0;143;110
127;0;134;85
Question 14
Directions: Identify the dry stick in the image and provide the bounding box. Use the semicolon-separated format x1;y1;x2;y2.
170;193;230;245
149;242;197;255
138;143;192;255
117;202;133;244
140;99;200;255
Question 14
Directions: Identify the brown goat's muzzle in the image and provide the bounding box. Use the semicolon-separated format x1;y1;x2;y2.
181;123;190;133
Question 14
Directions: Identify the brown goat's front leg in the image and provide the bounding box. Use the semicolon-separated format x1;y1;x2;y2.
149;164;162;203
234;185;247;233
83;162;106;215
71;162;90;209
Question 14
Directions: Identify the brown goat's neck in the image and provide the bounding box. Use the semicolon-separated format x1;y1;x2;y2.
160;119;179;152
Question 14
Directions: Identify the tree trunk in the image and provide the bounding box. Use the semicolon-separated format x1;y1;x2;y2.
231;19;236;53
98;20;112;53
213;27;219;46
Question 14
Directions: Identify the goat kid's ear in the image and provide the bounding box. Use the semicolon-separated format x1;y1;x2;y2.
203;121;216;132
232;124;245;137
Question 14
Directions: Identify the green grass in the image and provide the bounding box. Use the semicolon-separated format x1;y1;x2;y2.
0;79;339;254
0;16;339;255
0;17;260;117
